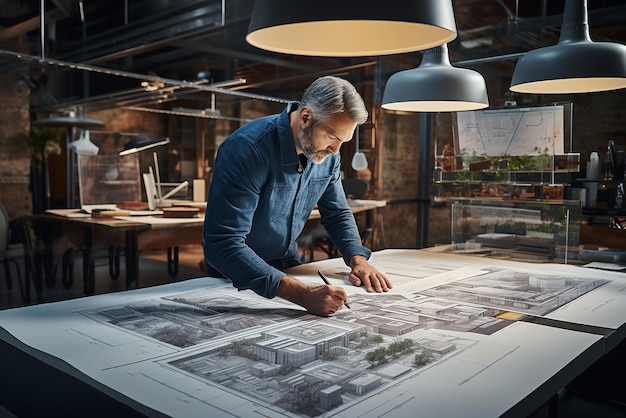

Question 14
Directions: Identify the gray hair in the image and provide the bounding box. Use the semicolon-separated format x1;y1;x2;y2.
300;76;368;125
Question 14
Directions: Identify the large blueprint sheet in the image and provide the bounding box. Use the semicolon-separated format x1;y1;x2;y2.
1;250;620;417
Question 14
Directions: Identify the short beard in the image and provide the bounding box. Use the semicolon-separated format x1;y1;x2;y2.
297;124;331;164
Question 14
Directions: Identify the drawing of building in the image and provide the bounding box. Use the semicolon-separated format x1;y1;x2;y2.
253;337;317;367
319;385;343;410
418;338;456;356
345;373;382;396
376;363;412;380
529;274;566;290
250;362;281;378
375;320;418;336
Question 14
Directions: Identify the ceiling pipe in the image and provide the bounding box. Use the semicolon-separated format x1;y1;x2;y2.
39;0;45;59
0;1;73;47
1;49;287;100
231;61;379;91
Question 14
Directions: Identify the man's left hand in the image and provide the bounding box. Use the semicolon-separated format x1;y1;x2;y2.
348;256;392;293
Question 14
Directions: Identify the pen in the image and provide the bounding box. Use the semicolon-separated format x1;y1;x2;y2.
317;270;351;309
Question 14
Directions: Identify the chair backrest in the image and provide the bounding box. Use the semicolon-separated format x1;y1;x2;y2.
342;178;369;199
0;202;9;251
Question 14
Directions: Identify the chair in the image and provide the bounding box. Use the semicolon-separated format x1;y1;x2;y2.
342;178;374;246
0;202;18;290
342;178;369;199
298;179;373;262
297;219;337;263
0;203;38;302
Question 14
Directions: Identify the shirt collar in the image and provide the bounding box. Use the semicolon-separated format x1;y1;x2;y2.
278;102;302;168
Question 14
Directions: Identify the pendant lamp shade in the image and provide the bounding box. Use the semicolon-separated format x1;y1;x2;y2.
351;152;368;171
382;44;489;112
351;127;368;171
33;115;104;129
246;0;457;57
69;130;99;155
510;0;626;94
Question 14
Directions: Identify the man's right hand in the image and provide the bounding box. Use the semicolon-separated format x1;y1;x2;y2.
277;276;348;316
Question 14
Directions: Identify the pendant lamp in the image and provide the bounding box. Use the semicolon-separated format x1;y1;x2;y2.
510;0;626;94
382;44;489;112
33;115;104;129
351;127;368;171
33;113;105;207
69;130;99;155
246;0;456;57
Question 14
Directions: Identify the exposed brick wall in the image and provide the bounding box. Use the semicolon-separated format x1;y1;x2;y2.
569;90;626;159
377;109;420;249
0;70;32;219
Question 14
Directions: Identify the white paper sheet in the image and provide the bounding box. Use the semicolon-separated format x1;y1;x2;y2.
1;250;620;418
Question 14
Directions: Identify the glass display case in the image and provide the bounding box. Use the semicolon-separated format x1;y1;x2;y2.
434;103;580;201
449;199;581;263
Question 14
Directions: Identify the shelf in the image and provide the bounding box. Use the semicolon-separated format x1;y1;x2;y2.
582;207;626;217
573;178;625;184
434;169;573;185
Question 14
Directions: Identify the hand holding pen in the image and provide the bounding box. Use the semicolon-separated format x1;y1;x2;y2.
317;270;351;309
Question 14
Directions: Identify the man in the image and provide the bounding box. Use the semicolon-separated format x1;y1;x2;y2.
203;76;391;316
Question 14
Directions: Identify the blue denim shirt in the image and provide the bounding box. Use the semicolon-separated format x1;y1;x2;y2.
203;102;371;298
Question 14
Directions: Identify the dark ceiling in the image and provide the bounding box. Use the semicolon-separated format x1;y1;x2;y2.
1;0;625;116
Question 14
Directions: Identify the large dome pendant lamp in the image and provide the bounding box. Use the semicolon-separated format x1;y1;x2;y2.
246;0;457;57
510;0;626;94
381;44;489;112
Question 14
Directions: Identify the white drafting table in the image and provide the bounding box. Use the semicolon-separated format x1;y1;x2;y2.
0;249;621;417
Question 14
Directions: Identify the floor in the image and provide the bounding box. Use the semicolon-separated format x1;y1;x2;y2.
0;244;210;311
528;390;625;418
1;245;625;417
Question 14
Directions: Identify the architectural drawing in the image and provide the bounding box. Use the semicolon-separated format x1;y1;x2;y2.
456;105;565;158
81;262;605;417
0;250;615;417
420;266;606;316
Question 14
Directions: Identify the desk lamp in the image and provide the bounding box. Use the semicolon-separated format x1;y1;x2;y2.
147;152;189;210
119;135;188;209
119;134;170;156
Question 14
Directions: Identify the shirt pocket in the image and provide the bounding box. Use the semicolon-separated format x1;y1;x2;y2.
304;175;332;209
264;182;296;224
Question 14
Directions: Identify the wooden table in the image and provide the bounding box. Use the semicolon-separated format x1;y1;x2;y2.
307;199;387;221
38;211;204;295
38;200;386;296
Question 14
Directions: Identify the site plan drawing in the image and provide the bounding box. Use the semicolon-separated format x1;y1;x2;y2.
456;105;565;158
0;250;617;417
